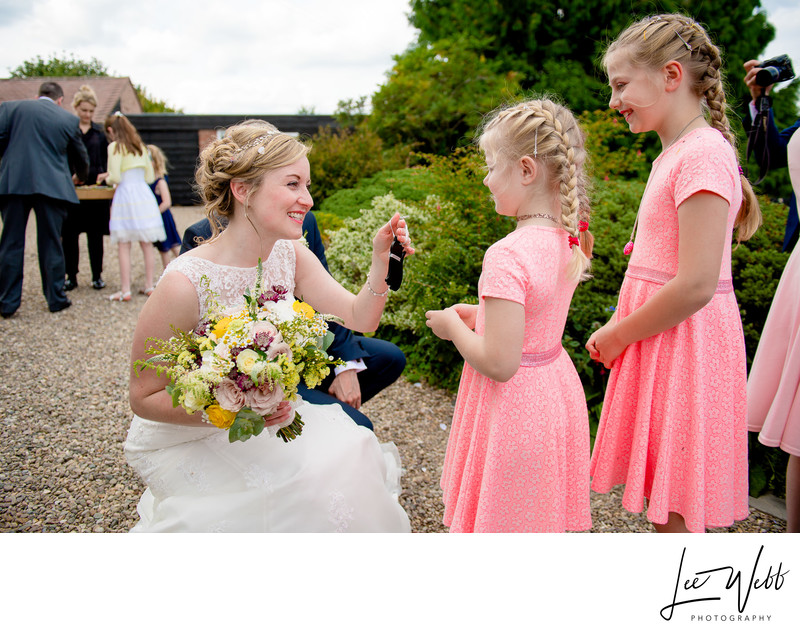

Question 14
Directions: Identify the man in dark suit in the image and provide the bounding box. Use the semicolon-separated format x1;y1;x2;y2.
0;82;89;317
181;212;406;430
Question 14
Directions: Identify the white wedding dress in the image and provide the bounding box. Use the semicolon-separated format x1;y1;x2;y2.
124;240;411;532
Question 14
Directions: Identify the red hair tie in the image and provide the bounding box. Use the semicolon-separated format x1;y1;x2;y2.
568;235;580;247
578;220;589;232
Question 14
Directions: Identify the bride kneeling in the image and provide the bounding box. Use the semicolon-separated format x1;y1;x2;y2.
124;121;413;532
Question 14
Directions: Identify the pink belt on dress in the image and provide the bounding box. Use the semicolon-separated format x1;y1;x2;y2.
519;344;563;367
626;265;734;294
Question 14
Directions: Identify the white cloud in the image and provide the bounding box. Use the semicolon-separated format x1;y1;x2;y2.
0;0;417;114
3;1;797;114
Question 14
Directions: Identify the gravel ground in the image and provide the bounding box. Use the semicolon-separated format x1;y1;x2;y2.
0;206;787;533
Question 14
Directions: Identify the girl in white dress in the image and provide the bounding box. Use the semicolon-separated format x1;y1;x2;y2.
102;112;165;301
124;121;413;532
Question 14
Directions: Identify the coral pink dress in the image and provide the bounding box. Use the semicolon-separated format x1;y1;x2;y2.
590;128;750;532
747;131;800;457
441;226;592;532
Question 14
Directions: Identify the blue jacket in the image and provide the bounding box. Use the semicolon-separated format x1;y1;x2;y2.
745;105;799;251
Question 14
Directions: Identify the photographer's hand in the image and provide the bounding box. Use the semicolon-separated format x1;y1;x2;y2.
744;59;774;103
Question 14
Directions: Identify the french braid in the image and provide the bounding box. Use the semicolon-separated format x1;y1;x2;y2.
479;98;593;282
605;13;761;241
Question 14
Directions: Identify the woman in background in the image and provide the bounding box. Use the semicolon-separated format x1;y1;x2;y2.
63;84;109;291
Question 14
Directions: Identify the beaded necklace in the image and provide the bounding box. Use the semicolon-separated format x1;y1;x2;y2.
516;212;559;223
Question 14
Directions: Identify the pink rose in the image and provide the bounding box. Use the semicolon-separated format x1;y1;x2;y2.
215;378;246;412
246;382;285;416
267;341;292;361
251;321;278;339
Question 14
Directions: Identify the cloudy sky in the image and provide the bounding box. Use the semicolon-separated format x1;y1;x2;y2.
0;0;797;115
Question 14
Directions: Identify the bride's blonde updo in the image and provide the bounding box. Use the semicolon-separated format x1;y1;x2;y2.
194;120;310;238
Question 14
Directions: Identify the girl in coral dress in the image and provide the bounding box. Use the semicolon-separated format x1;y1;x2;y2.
745;57;800;531
425;98;594;532
586;14;762;533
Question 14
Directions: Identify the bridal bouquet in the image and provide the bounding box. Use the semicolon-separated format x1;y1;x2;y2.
134;261;340;443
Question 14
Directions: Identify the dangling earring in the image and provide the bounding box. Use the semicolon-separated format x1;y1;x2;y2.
534;127;538;158
244;200;260;238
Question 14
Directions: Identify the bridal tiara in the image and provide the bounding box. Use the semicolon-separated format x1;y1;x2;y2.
233;130;281;157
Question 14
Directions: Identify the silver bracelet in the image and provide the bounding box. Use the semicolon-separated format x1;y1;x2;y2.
367;273;389;297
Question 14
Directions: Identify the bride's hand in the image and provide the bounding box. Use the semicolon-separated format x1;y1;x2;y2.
373;213;415;261
263;401;293;427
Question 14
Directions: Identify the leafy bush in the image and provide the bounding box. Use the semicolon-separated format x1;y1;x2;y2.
307;125;388;209
581;109;651;181
325;147;507;389
369;37;522;154
319;167;436;219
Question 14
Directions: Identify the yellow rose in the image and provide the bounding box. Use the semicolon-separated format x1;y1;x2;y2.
236;348;260;375
213;316;233;338
206;404;236;429
293;300;315;319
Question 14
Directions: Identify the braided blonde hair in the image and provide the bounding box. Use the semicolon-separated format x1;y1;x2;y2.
194;120;310;239
605;13;761;241
479;98;593;282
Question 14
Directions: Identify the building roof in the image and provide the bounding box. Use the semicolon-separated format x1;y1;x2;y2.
0;76;142;123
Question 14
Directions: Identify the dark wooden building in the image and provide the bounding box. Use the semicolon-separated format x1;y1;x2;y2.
127;114;337;205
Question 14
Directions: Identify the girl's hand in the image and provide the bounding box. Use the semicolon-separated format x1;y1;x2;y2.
425;306;462;341
96;172;108;185
452;303;478;330
586;321;627;369
263;401;293;427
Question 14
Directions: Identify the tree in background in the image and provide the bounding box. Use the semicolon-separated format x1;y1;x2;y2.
7;52;181;113
369;0;779;155
409;0;774;110
369;37;522;153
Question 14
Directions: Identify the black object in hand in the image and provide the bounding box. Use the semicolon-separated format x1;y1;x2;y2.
385;237;406;291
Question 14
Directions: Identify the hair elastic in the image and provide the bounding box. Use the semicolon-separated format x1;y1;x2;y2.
568;235;580;247
578;220;589;232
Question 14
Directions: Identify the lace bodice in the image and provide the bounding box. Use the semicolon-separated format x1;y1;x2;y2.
163;240;296;318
